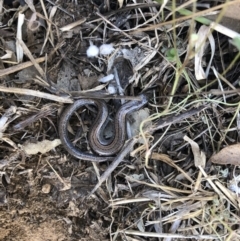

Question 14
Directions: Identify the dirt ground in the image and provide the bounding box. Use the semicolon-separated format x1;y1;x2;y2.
0;0;112;240
0;152;111;240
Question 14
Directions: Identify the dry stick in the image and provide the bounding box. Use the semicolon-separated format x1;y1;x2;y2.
151;152;194;183
95;13;158;51
0;57;45;78
122;230;218;240
126;175;191;194
60;18;86;32
39;0;55;55
149;106;207;133
71;88;240;100
199;166;238;210
88;3;160;23
17;38;46;78
0;85;73;103
46;159;70;190
95;12;139;46
13;104;58;131
45;0;75;19
89;138;137;195
131;0;240;34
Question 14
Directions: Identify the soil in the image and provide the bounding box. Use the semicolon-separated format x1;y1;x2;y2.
0;0;111;240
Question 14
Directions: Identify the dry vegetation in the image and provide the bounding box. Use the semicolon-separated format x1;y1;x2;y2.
0;0;240;240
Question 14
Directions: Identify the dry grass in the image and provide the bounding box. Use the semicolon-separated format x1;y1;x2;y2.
0;0;240;240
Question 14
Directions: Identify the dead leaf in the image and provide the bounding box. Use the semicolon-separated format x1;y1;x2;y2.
210;144;240;165
0;50;13;60
184;135;206;167
129;108;150;137
118;0;124;8
0;106;17;138
206;1;240;34
22;139;61;155
195;25;215;80
16;13;24;63
25;0;36;13
223;1;240;20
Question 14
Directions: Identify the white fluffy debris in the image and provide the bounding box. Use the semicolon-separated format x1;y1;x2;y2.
98;74;114;83
108;84;117;94
99;44;114;55
86;45;99;57
228;175;240;194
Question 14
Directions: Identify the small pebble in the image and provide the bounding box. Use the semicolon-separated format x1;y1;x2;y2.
108;84;117;94
42;183;51;194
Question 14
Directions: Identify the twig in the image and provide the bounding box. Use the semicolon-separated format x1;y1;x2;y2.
45;0;75;19
149;106;207;133
0;57;45;78
0;86;73;103
17;38;46;78
122;230;218;239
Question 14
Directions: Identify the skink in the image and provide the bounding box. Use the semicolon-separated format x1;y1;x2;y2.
58;94;148;162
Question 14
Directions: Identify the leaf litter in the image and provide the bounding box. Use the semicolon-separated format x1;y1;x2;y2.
0;0;240;240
